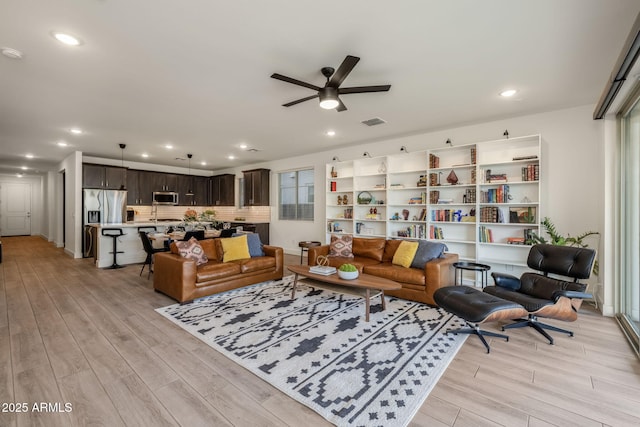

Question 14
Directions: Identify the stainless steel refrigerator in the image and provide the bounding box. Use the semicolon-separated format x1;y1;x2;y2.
83;189;127;257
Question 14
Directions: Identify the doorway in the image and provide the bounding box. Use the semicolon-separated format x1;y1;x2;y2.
0;182;32;236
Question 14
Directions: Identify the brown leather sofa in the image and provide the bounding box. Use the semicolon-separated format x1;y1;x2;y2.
308;237;457;306
153;238;283;303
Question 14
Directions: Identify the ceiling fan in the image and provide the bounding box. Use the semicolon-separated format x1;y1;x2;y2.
271;55;391;112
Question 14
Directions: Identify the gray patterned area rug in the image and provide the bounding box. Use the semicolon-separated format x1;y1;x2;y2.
155;277;467;427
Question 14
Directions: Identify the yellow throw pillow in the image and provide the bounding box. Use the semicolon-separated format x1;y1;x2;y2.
392;241;419;268
221;235;251;262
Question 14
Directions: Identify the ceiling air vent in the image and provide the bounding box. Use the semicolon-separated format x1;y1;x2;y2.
361;117;386;127
247;148;260;152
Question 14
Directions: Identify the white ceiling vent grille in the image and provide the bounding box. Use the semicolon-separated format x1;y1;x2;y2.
361;117;386;126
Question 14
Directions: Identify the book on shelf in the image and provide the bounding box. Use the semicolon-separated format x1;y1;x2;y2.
479;206;504;223
309;266;337;275
478;225;494;243
429;153;440;168
437;198;454;204
429;225;444;239
512;155;538;161
507;237;526;245
521;164;539;181
470;147;477;165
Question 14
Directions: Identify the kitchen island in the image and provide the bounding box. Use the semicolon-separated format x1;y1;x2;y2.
89;221;185;269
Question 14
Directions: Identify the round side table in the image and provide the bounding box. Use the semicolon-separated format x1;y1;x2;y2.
453;261;491;288
298;241;321;264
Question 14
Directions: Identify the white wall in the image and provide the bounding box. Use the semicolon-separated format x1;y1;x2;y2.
216;104;607;304
55;151;83;258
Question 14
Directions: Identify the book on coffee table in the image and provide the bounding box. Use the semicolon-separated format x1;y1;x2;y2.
309;266;337;275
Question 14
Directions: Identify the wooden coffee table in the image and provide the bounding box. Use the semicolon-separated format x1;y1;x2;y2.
287;265;402;322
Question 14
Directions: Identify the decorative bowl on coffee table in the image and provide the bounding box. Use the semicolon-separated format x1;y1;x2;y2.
338;270;359;280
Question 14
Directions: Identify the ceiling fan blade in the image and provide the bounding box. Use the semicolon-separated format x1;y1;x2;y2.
271;73;321;91
339;85;391;94
336;98;347;112
282;94;319;107
328;55;360;87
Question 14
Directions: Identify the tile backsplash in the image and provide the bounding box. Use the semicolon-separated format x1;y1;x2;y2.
130;205;271;223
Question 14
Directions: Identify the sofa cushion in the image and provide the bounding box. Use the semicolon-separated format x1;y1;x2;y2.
329;234;354;258
352;237;386;261
175;237;208;266
382;239;402;262
221;235;251;262
392;241;419;268
196;261;242;283
199;238;222;262
364;263;426;286
231;256;276;273
233;232;264;257
410;240;448;269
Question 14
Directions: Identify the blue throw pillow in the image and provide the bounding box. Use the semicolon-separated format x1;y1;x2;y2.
232;233;264;257
410;240;448;269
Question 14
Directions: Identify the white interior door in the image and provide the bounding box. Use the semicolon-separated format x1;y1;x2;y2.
1;182;32;236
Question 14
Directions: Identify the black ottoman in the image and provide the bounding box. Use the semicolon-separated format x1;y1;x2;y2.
434;286;528;353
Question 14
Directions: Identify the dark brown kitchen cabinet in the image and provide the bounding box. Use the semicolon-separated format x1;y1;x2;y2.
243;168;270;206
137;170;159;205
211;174;235;206
177;175;210;206
126;169;141;205
83;163;126;189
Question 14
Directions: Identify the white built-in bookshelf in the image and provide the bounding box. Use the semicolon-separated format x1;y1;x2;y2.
326;134;541;269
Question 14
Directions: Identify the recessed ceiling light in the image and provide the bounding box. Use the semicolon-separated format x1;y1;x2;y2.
52;32;82;46
165;144;173;149
228;155;235;160
200;161;207;166
57;141;68;147
1;47;23;59
326;130;336;137
25;154;34;159
21;166;27;170
500;89;517;97
70;128;82;135
239;143;248;150
16;173;23;178
141;153;149;158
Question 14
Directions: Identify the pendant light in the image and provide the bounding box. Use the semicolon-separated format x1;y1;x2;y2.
186;153;194;196
119;143;127;191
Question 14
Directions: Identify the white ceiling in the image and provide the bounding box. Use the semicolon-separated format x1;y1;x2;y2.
1;0;639;176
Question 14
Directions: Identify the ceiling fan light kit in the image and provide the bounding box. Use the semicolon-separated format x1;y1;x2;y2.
271;55;391;112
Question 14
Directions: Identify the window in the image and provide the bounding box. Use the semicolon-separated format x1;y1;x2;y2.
618;95;640;354
279;168;314;221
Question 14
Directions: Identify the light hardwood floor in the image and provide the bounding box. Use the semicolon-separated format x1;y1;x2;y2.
0;236;638;426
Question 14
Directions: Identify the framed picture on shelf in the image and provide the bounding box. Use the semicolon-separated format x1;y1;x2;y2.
509;207;536;224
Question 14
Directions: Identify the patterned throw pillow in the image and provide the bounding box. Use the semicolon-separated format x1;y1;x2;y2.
329;234;354;258
175;237;208;266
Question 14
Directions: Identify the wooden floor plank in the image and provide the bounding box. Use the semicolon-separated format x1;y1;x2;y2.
58;369;126;427
1;236;638;427
154;379;233;427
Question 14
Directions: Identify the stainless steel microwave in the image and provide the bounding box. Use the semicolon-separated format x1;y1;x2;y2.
153;191;179;205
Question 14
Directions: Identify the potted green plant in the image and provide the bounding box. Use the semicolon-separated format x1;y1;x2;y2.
338;263;359;280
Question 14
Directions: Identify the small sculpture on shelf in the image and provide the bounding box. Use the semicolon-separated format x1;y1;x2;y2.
337;195;342;205
447;170;459;185
342;194;348;205
331;166;338;178
402;209;409;220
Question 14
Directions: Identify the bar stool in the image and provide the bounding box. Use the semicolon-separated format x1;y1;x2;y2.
102;228;125;269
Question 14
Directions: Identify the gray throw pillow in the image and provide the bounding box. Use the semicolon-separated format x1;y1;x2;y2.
232;233;264;257
410;240;448;269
